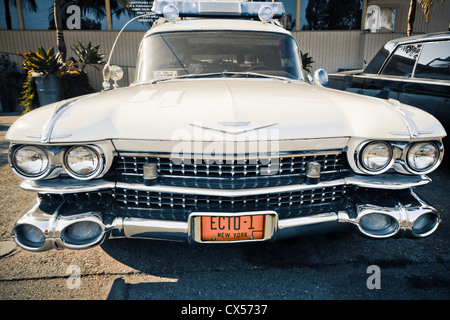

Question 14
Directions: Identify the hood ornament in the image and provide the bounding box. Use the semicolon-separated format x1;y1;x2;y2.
190;121;277;134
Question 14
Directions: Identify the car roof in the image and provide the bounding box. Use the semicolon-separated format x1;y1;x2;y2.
145;18;292;36
386;31;450;47
362;31;450;74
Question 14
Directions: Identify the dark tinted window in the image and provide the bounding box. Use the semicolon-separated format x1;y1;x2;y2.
381;44;422;77
414;41;450;80
364;47;390;74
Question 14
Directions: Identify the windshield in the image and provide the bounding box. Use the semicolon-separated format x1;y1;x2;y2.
135;31;303;83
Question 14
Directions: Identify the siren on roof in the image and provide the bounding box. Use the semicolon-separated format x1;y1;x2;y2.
152;0;285;22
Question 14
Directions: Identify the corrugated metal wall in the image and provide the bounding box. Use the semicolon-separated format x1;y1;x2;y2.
0;29;376;87
1;0;448;98
0;30;146;91
292;30;363;72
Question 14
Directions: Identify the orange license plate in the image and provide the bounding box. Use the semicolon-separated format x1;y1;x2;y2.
201;215;265;241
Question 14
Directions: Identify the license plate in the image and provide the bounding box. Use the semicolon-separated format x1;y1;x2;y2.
201;215;265;241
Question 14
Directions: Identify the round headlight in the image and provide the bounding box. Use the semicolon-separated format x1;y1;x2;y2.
360;141;393;172
64;146;101;179
407;142;439;172
12;145;49;178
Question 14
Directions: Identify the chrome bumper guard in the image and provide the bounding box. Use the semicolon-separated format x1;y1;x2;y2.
12;188;441;252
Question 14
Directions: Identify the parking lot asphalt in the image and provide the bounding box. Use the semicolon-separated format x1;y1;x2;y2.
0;114;449;305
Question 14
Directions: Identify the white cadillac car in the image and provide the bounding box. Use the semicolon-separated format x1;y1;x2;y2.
6;0;446;252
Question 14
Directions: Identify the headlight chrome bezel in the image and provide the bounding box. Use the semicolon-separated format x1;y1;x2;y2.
404;141;442;174
9;144;108;181
63;145;105;180
356;140;394;174
355;140;443;176
10;145;51;180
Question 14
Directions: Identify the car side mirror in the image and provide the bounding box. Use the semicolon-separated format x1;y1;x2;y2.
102;64;124;90
313;69;328;87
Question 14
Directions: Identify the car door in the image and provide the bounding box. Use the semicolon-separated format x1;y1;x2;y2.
398;40;450;126
361;43;423;101
327;72;366;94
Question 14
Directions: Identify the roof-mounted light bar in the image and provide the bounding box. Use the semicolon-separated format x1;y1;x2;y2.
152;0;285;21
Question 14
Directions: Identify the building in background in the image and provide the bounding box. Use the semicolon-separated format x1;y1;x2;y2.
0;0;449;111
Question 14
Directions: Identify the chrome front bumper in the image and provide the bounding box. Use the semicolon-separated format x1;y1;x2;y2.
12;188;441;252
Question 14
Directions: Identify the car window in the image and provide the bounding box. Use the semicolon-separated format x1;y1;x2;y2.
364;47;390;74
364;41;397;74
135;31;303;82
381;43;422;77
414;41;450;80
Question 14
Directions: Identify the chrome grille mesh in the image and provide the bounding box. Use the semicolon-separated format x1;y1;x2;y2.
113;185;347;220
113;152;348;189
114;153;344;177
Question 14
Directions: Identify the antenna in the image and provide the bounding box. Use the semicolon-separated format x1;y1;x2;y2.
102;13;155;90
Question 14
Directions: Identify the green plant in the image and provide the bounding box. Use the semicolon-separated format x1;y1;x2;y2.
18;46;63;113
18;46;63;78
301;51;315;74
18;72;39;113
18;45;96;113
72;41;105;70
60;59;95;98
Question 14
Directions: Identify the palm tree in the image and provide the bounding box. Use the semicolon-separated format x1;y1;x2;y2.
3;0;12;29
54;0;66;60
3;0;38;29
419;0;434;22
407;0;440;36
52;0;133;60
407;0;416;36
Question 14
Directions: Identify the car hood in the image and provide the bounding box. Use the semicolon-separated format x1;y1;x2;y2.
7;79;446;145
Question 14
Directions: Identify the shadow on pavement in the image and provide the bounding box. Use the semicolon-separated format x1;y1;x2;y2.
100;224;450;300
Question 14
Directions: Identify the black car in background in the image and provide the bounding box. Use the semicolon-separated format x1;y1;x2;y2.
327;32;450;151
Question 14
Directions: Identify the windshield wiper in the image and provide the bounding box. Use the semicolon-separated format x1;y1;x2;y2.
221;71;293;82
149;73;225;84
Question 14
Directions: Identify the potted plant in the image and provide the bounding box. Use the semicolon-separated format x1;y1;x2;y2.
61;41;104;97
18;44;100;113
72;41;105;72
18;46;63;111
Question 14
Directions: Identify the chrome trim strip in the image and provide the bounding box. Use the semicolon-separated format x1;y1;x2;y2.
20;179;115;194
344;174;431;189
20;174;431;195
115;180;347;197
116;149;344;160
384;99;421;139
120;217;188;241
40;94;99;144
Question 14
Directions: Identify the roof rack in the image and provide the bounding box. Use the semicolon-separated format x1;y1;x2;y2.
152;0;285;22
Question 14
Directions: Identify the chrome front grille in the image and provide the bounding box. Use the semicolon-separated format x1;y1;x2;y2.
113;185;348;221
95;151;352;220
112;152;349;189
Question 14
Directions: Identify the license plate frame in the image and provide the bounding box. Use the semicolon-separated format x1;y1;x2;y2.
189;211;277;243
